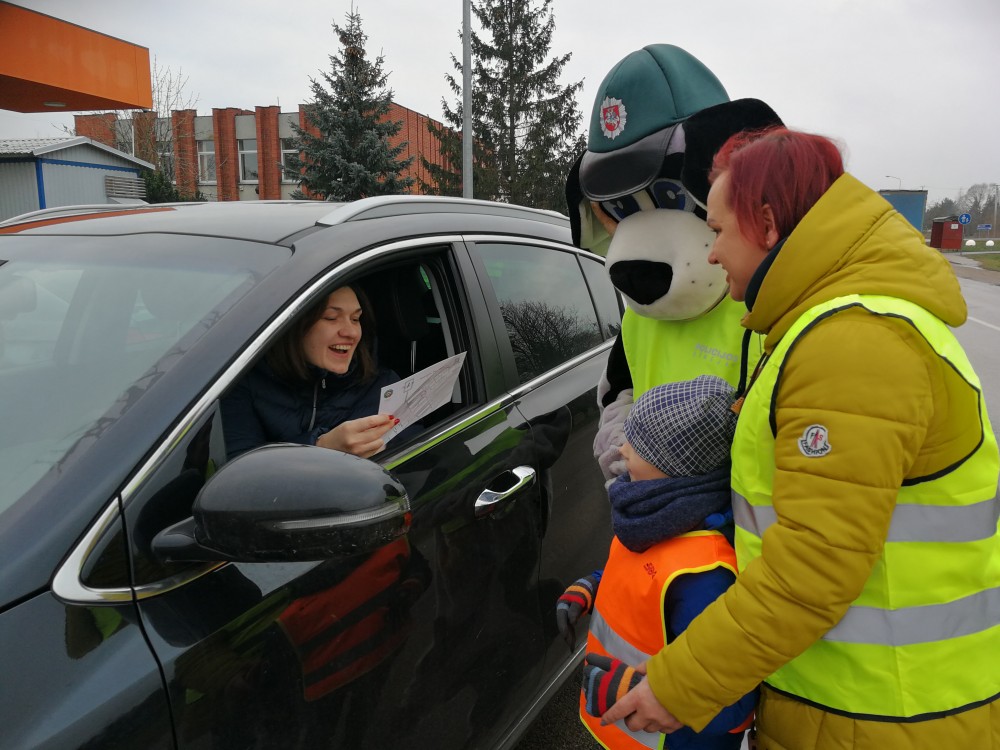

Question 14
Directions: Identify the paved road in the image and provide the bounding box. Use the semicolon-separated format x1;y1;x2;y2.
513;663;594;750
514;254;1000;750
950;260;1000;424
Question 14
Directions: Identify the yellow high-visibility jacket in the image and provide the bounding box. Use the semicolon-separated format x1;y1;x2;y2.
645;173;1000;749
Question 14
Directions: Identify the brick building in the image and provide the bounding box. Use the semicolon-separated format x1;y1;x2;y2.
75;102;453;201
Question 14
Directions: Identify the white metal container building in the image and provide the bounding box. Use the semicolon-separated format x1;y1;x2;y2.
0;137;153;222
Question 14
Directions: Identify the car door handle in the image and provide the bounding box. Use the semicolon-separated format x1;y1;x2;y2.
474;465;536;518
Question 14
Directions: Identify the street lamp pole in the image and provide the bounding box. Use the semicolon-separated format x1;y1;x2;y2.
885;175;902;190
462;0;473;199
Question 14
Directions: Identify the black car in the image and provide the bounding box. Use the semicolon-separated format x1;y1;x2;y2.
0;197;620;750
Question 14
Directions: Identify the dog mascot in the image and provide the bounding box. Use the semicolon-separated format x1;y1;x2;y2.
566;44;783;479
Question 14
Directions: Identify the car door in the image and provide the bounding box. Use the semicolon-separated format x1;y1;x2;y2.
120;238;548;750
464;239;620;679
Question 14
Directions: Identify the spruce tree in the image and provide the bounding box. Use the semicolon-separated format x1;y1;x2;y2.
422;0;583;212
289;8;413;201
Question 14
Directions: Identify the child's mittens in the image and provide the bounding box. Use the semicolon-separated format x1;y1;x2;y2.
555;571;602;650
582;653;643;717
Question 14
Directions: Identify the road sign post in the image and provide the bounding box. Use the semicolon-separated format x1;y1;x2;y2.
958;214;972;239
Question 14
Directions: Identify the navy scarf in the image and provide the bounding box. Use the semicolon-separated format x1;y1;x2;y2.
608;466;733;553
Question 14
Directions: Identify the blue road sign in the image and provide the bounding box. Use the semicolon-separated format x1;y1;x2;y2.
959;213;972;224
977;224;993;231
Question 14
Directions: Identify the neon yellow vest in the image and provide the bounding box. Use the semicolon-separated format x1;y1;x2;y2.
732;294;1000;719
621;295;761;398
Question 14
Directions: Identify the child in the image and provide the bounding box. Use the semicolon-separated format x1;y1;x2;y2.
556;375;756;750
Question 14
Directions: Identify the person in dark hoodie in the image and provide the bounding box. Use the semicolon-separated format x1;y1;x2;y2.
556;375;755;750
221;284;402;460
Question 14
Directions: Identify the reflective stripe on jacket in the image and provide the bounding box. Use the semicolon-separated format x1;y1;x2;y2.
581;533;737;749
732;294;1000;720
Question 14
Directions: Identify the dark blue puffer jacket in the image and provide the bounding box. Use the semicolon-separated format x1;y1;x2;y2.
221;359;401;459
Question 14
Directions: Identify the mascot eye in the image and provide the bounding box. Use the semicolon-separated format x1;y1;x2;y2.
598;182;693;224
600;195;643;223
648;180;695;213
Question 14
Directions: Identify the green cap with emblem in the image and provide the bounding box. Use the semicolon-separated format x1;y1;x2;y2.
579;44;729;200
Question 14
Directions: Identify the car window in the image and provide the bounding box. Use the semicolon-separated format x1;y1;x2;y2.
355;254;475;430
580;254;624;340
129;247;476;587
356;256;455;384
0;235;287;517
0;268;78;366
216;247;476;467
471;242;604;384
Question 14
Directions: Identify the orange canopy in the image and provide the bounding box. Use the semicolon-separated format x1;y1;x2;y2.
0;2;152;113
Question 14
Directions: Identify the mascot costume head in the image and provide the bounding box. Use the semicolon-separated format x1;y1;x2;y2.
565;44;782;480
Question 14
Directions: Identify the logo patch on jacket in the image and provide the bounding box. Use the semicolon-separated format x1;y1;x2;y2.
798;424;831;457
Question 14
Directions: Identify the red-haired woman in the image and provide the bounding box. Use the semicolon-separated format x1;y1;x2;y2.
599;127;1000;748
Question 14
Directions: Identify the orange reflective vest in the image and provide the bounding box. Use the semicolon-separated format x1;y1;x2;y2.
581;532;738;749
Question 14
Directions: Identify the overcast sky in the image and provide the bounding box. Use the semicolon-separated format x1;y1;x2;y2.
3;0;998;207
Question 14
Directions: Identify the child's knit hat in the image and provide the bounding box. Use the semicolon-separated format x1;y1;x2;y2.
623;375;737;477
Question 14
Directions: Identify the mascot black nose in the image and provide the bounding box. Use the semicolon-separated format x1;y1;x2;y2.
609;260;673;305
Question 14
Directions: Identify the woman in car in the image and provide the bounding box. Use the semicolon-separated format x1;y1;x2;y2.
221;284;401;459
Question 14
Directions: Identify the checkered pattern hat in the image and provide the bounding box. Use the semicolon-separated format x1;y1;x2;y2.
624;375;738;477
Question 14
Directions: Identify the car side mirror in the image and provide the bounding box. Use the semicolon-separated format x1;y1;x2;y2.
152;443;410;563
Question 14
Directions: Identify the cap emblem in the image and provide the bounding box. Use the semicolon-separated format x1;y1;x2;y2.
599;97;627;139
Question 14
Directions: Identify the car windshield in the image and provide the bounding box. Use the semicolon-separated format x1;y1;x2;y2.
0;233;288;514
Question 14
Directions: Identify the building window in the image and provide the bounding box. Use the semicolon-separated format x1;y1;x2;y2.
239;139;259;182
281;138;299;183
198;140;216;183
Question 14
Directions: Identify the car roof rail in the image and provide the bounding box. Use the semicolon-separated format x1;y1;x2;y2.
0;202;155;227
316;195;568;227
